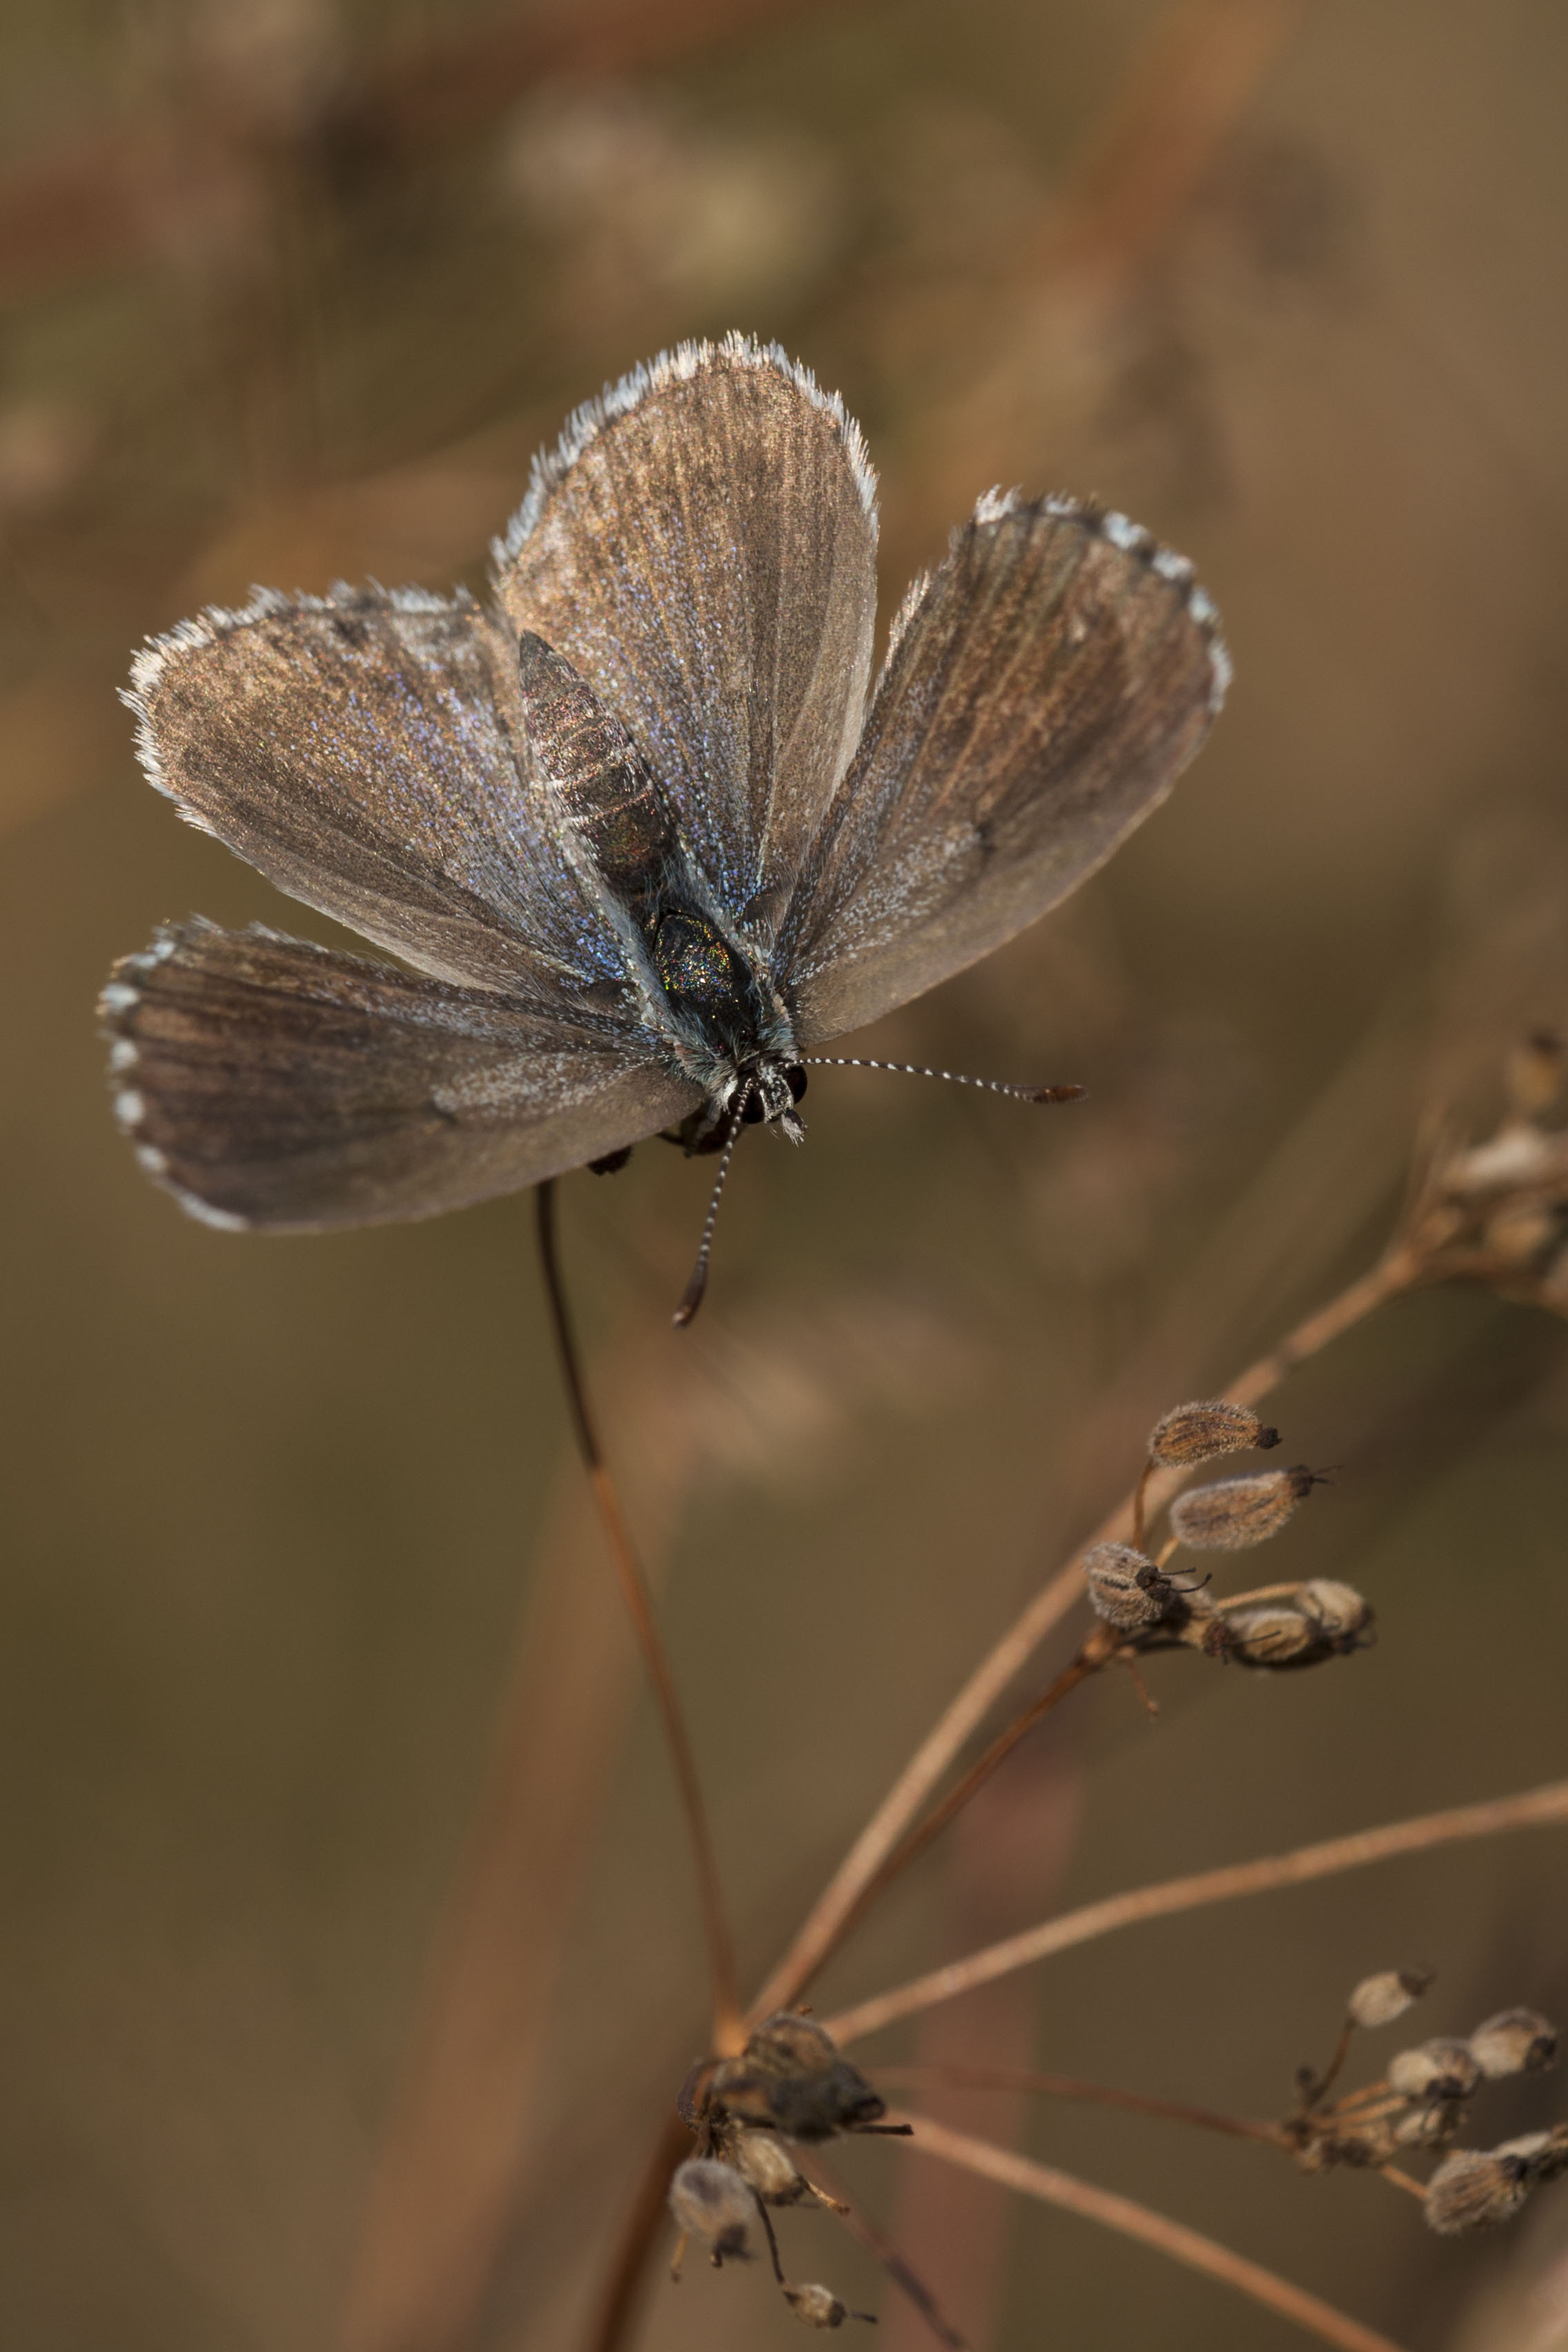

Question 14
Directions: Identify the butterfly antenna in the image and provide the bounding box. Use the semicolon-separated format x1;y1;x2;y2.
672;1090;750;1329
801;1055;1084;1105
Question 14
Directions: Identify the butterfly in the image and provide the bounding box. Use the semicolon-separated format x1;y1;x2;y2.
100;332;1228;1306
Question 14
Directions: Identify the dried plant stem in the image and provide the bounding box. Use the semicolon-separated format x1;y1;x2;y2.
874;2065;1284;2146
752;1239;1427;2020
825;1778;1568;2045
534;1179;741;2046
799;2154;972;2351
586;2110;694;2352
1378;2167;1429;2204
890;2111;1409;2352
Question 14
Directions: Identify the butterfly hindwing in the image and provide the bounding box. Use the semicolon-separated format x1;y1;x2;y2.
779;496;1228;1045
101;920;698;1231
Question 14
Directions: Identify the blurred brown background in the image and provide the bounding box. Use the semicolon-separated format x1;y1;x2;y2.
3;1;1568;2348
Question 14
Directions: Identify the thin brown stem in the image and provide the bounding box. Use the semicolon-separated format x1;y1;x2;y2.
1131;1458;1153;1550
890;2111;1410;2352
824;1778;1568;2046
534;1180;742;2046
798;2153;972;2351
874;2065;1286;2146
750;1242;1427;2021
1378;2165;1429;2203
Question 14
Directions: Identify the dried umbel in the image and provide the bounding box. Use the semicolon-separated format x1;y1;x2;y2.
1168;1464;1327;1551
1084;1541;1182;1631
1469;2007;1559;2079
1388;2037;1483;2103
669;2157;754;2263
709;2013;888;2142
1147;1400;1280;1466
1349;1968;1435;2030
783;2282;873;2328
1424;2147;1533;2235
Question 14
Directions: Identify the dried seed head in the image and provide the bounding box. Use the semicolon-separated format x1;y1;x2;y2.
1328;2113;1402;2166
711;2013;886;2142
1389;2037;1483;2102
1495;2125;1568;2184
669;2158;753;2261
1084;1541;1173;1630
1469;2008;1560;2079
1147;1400;1280;1467
1424;2147;1532;2235
783;2282;852;2328
1168;1465;1327;1551
1349;1968;1435;2030
727;2127;809;2204
1223;1603;1317;1665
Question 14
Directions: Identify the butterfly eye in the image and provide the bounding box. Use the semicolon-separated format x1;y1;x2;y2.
741;1091;766;1124
787;1065;808;1104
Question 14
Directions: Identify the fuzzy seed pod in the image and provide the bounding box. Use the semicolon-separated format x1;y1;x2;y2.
1147;1400;1280;1467
1349;1968;1435;2030
727;2127;808;2204
784;2282;850;2328
669;2158;753;2260
1168;1465;1326;1551
1424;2147;1532;2235
1389;2037;1482;2102
1222;1603;1317;1666
1084;1542;1171;1630
1495;2125;1568;2184
710;2013;886;2142
1469;2008;1559;2079
1300;1580;1373;1647
1393;2099;1462;2150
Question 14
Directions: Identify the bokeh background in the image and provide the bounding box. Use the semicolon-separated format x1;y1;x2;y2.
4;1;1568;2348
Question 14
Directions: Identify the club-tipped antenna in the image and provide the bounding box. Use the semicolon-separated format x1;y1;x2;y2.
672;1088;751;1329
801;1055;1084;1105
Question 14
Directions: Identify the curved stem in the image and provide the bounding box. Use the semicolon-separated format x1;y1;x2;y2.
874;2064;1285;2146
824;1778;1568;2046
534;1180;741;2046
749;1243;1425;2021
890;2112;1410;2352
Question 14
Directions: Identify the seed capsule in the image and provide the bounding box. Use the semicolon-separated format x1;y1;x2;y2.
1424;2147;1532;2234
1495;2124;1568;2183
727;2127;810;2204
1300;1580;1373;1647
1084;1541;1174;1630
1349;1968;1435;2030
710;2013;887;2142
669;2158;754;2262
1168;1465;1326;1551
1389;2037;1482;2101
784;2282;852;2328
1393;2099;1462;2150
1469;2008;1559;2079
1147;1400;1280;1467
1223;1602;1316;1665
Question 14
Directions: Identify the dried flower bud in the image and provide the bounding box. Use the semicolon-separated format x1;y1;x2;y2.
727;2127;809;2204
1495;2125;1568;2184
1223;1602;1318;1666
1424;2147;1532;2234
669;2158;753;2260
1300;1580;1373;1647
1469;2008;1559;2079
1168;1465;1326;1551
711;2013;886;2142
1389;2037;1482;2102
1329;2113;1401;2166
1349;1968;1435;2030
784;2282;855;2328
1084;1541;1175;1630
1147;1400;1280;1467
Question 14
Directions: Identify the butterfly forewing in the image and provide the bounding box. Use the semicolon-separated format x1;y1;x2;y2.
128;585;636;1006
780;496;1226;1045
101;921;699;1231
493;336;880;937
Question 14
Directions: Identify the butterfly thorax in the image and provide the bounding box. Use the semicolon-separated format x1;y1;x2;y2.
517;630;805;1140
